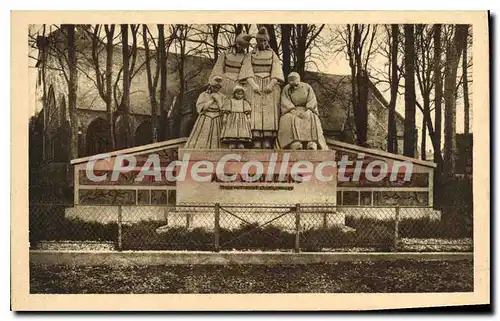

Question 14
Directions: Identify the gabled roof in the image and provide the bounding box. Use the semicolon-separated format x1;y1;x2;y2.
70;137;187;165
326;138;437;168
71;136;436;170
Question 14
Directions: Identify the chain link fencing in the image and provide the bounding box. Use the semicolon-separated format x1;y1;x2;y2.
29;203;473;252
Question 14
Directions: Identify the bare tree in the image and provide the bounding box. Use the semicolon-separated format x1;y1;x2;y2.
119;24;131;148
281;24;292;77
433;24;443;166
184;24;230;64
404;24;416;158
413;24;435;161
210;24;221;62
65;24;79;160
142;24;160;142
104;25;116;149
337;24;378;147
233;24;251;36
112;25;142;119
158;24;168;140
29;25;49;159
83;24;117;150
289;24;325;78
387;24;400;153
29;25;85;158
168;24;205;138
462;26;470;134
443;24;468;175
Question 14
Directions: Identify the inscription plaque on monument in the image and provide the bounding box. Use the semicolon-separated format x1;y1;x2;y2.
176;149;337;205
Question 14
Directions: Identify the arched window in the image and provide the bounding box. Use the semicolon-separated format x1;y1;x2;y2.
59;94;67;126
86;117;111;156
135;120;153;146
52;127;69;162
45;86;57;159
46;86;57;128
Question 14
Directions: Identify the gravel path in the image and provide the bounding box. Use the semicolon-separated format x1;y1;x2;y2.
30;260;473;293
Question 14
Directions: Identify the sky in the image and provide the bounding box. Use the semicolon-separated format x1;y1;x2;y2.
28;24;472;155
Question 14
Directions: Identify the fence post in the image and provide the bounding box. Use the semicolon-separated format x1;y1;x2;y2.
394;206;400;252
214;203;220;252
295;203;301;253
163;206;169;226
117;205;123;251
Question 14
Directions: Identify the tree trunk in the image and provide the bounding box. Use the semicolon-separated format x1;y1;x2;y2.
353;25;368;147
40;25;48;160
356;71;369;147
65;24;79;160
105;25;116;150
346;26;358;146
433;24;443;165
158;24;167;141
175;38;185;138
444;24;468;176
263;24;279;54
212;24;219;63
387;24;399;153
142;25;158;142
421;99;430;160
404;24;416;158
234;24;243;35
462;26;470;134
121;24;131;148
281;24;291;77
296;24;307;79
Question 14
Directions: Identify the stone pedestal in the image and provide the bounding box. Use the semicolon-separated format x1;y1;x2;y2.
172;148;344;229
176;149;338;205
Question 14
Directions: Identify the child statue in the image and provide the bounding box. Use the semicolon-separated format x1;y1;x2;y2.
220;86;252;149
185;76;225;149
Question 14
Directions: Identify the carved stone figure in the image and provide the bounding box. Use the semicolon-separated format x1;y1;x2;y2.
210;32;254;98
247;27;284;149
278;72;328;150
185;76;225;149
220;86;252;149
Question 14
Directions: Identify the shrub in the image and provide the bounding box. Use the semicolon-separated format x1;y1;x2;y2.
29;204;117;248
398;214;472;239
122;223;214;251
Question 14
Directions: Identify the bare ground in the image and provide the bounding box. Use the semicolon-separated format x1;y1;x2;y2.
30;259;473;293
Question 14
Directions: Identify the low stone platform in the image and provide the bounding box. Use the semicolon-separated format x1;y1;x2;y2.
157;206;346;232
64;205;439;225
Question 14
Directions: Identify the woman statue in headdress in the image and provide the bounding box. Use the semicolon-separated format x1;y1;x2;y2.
246;26;284;149
185;76;225;149
210;32;254;98
278;72;328;150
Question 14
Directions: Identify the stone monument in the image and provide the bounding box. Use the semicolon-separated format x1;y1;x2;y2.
179;27;336;211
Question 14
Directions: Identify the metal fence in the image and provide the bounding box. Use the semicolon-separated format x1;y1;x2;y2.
29;203;473;252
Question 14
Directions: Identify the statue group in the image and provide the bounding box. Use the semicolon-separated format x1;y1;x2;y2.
185;27;327;151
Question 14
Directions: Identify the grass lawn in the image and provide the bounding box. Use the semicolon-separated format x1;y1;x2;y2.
30;260;473;293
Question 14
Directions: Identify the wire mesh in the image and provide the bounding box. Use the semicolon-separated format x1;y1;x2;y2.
28;203;473;252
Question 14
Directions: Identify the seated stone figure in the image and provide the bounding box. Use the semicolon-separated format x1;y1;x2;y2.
185;76;225;149
278;72;328;150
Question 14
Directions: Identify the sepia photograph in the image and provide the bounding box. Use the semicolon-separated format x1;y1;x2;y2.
11;10;489;311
